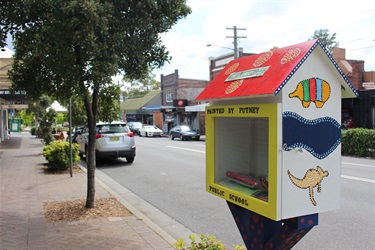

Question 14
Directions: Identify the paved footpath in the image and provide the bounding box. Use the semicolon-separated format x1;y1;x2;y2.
0;132;175;250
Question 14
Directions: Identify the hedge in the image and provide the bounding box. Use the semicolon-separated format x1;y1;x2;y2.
341;128;375;158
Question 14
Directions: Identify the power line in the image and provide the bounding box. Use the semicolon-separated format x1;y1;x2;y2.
340;36;374;44
350;45;375;51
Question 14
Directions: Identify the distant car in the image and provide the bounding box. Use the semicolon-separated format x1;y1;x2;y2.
63;122;69;127
139;125;163;137
76;121;136;163
169;125;200;141
66;126;84;143
126;121;142;135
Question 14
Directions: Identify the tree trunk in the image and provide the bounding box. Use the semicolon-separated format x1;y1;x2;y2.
86;116;96;208
84;85;99;209
75;44;97;209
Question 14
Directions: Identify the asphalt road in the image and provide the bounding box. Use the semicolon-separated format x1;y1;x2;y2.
94;136;375;249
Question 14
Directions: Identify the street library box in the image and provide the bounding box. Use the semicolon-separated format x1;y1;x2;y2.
196;39;357;221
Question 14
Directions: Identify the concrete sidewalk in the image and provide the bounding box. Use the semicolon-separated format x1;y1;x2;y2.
0;132;179;249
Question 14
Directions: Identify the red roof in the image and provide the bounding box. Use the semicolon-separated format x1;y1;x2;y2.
196;39;357;101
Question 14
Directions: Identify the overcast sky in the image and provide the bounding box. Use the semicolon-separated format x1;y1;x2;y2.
3;0;374;82
152;0;375;81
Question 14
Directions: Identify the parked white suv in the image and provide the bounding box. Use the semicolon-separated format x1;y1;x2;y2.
76;121;136;163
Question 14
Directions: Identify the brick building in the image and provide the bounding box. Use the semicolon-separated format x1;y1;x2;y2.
160;70;209;134
333;48;375;129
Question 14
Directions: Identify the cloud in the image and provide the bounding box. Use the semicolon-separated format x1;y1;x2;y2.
155;0;375;79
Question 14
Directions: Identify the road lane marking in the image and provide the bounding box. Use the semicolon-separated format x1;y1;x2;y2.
166;146;205;154
341;175;375;184
165;147;374;182
342;162;375;168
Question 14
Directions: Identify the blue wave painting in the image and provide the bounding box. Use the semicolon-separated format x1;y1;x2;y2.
283;112;341;159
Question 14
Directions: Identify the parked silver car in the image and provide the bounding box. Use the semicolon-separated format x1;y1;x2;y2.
76;121;136;163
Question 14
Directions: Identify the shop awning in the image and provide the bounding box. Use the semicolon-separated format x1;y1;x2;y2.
160;106;176;112
142;106;160;111
185;103;209;112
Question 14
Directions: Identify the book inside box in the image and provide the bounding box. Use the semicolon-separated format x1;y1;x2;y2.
214;117;269;202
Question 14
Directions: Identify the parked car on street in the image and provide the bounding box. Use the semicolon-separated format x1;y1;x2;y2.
76;121;136;163
66;126;84;143
169;125;200;141
126;121;142;135
139;125;163;137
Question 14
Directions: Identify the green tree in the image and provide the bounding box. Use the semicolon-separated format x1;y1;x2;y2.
30;95;56;144
123;68;161;99
98;83;121;122
59;95;87;127
38;108;57;145
1;0;191;208
18;95;53;127
56;113;66;126
309;29;339;53
59;85;120;127
19;109;34;126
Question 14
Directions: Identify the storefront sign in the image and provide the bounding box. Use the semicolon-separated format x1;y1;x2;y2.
206;105;261;115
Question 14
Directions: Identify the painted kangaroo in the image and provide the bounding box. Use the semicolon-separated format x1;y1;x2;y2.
287;166;329;206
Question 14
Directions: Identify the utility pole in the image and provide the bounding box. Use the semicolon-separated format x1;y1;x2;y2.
226;26;247;59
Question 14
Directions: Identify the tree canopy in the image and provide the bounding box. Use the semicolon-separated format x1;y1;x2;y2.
122;68;161;99
309;29;339;53
1;0;191;208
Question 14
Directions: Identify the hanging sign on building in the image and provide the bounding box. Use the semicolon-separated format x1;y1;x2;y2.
173;99;188;107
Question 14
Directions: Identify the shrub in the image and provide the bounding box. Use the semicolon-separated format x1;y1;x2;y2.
43;140;81;171
30;126;39;135
43;133;55;145
342;128;375;158
174;234;245;250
